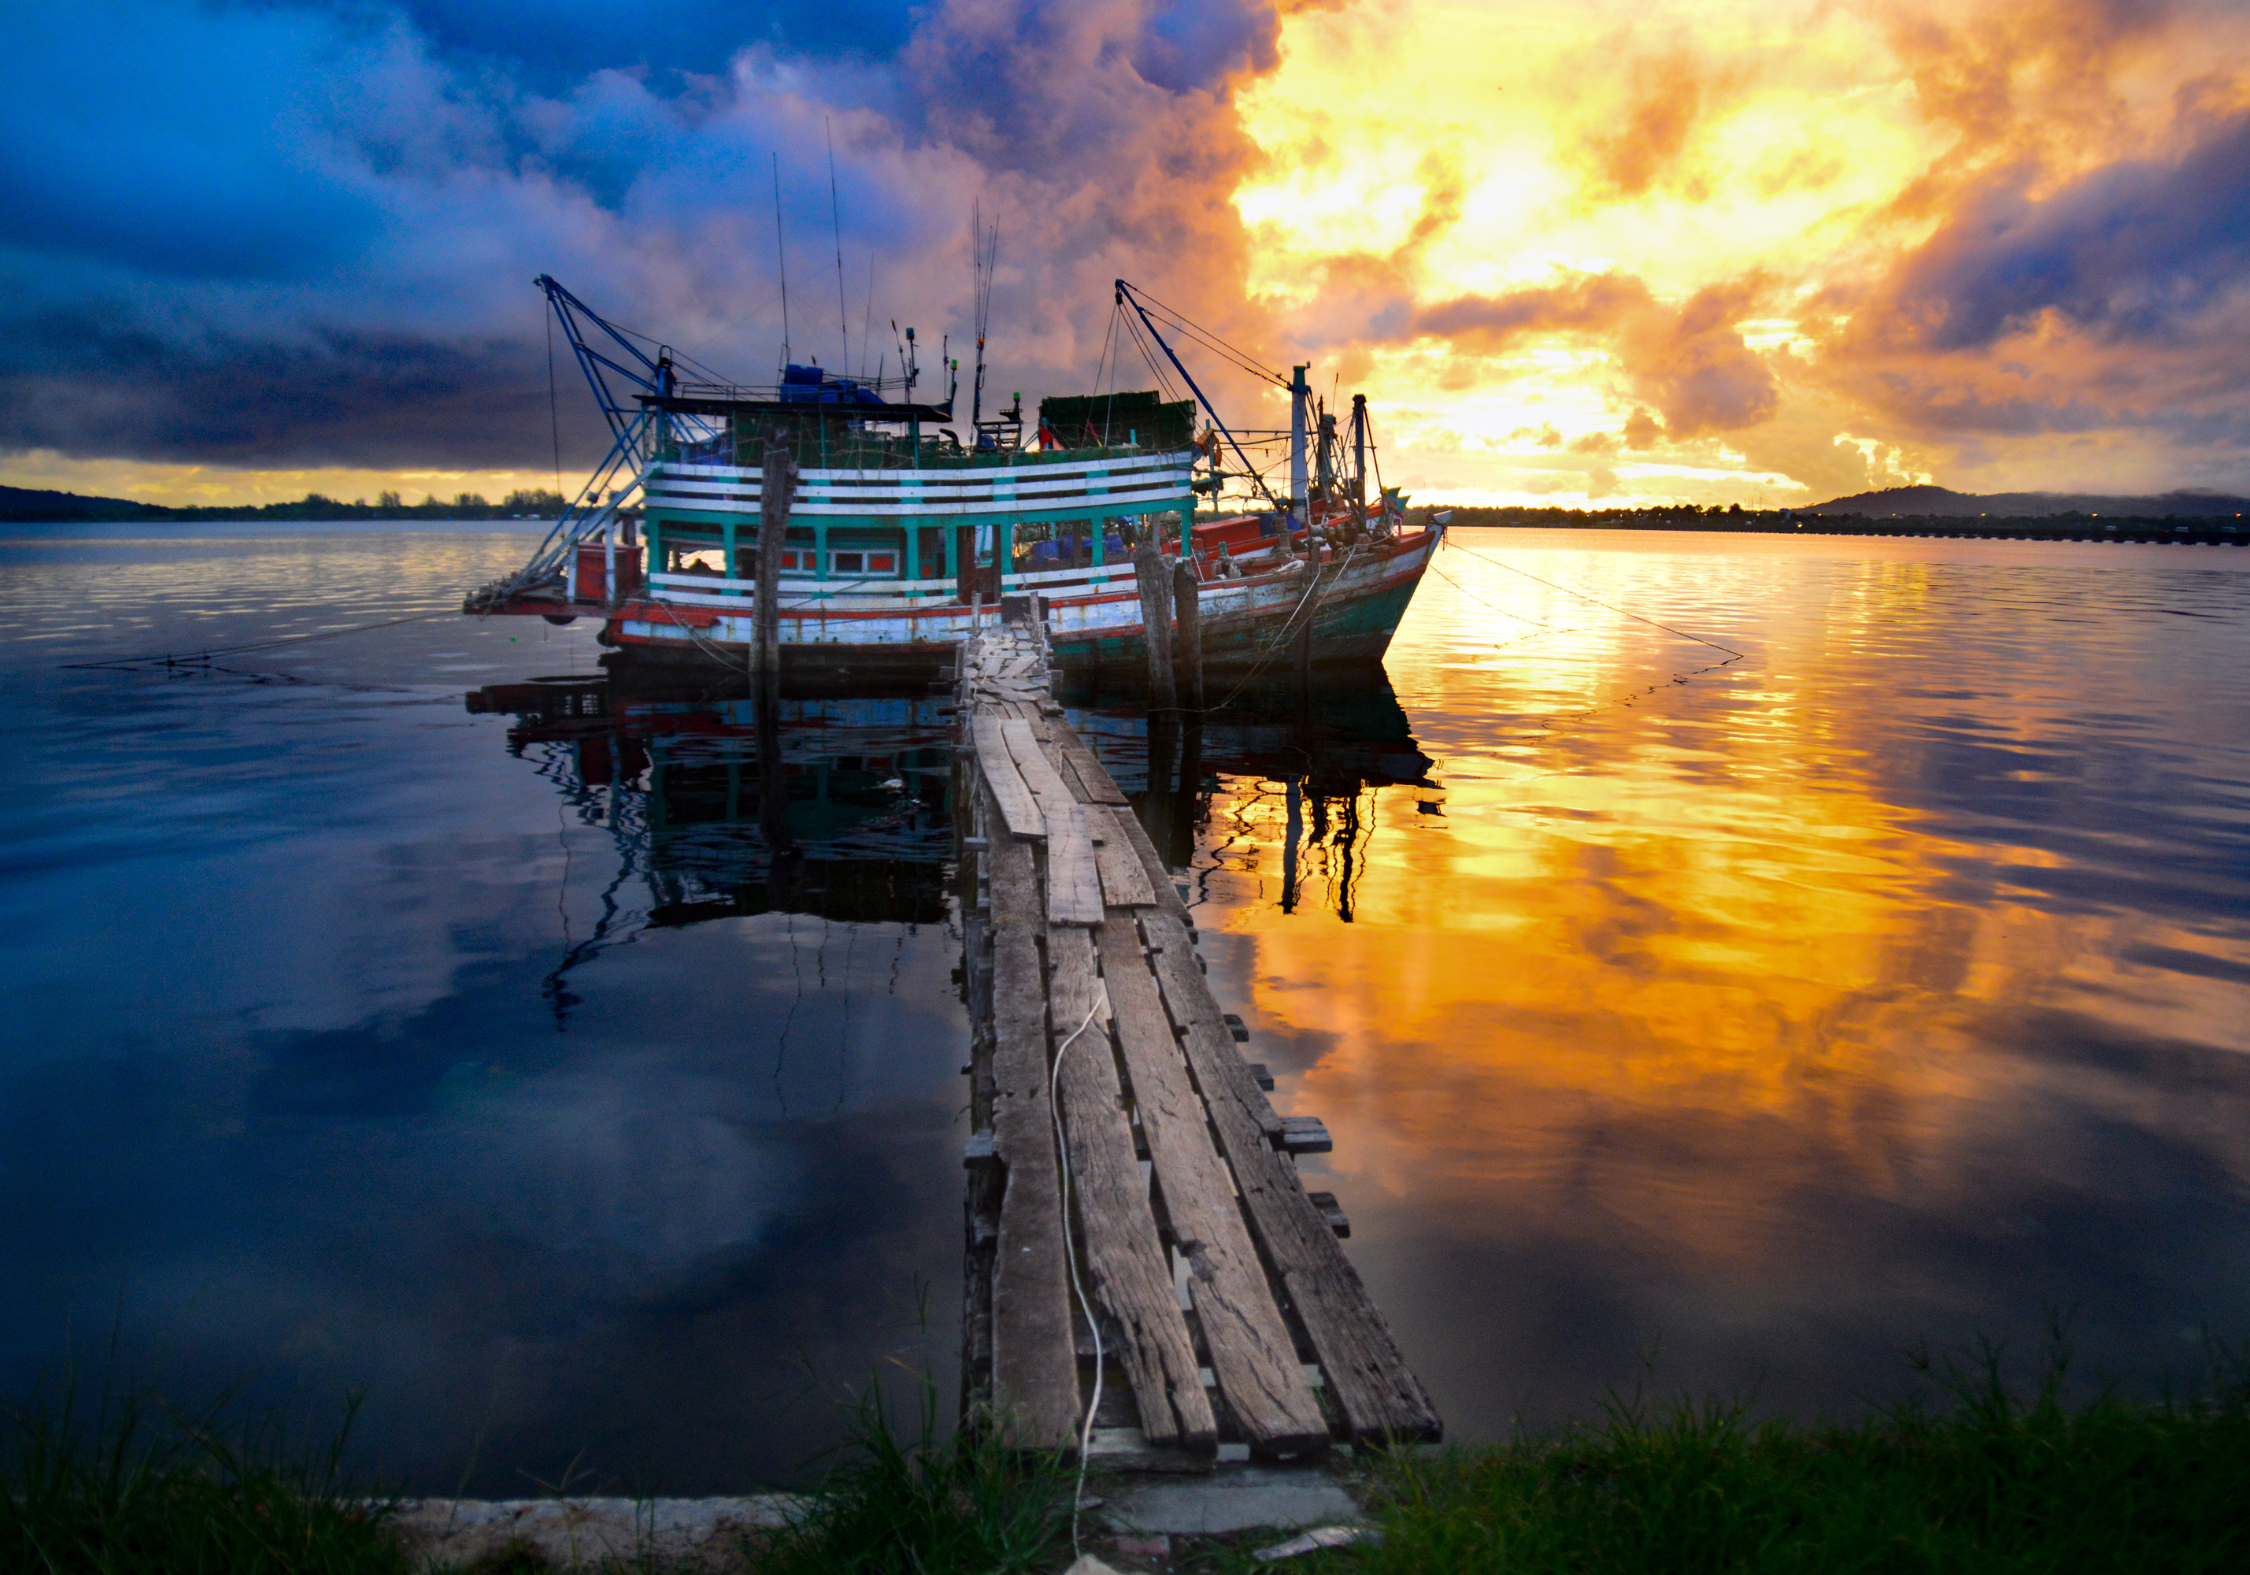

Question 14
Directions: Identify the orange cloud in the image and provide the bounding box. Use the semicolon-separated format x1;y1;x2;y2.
1230;0;2250;504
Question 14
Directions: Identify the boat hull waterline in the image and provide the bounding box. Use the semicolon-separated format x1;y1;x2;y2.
591;527;1441;681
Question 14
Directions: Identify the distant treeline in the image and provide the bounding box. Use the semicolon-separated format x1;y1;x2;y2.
1429;504;2249;545
0;485;566;524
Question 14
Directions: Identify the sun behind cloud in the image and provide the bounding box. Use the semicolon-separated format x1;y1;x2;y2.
1230;0;2250;507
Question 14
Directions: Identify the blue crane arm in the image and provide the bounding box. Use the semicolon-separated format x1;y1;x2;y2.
537;273;672;443
1113;279;1288;520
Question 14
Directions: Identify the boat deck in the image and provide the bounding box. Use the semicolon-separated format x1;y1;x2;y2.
953;613;1441;1463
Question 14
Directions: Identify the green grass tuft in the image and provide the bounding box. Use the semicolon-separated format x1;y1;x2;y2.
747;1367;1072;1575
0;1367;403;1575
1345;1338;2250;1575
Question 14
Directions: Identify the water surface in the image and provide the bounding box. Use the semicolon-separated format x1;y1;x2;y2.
3;521;2247;1487
1165;528;2250;1433
0;522;967;1494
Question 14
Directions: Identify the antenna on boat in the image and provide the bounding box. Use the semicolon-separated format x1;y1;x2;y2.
772;153;792;375
827;118;850;378
861;256;875;382
965;208;1019;451
970;202;997;431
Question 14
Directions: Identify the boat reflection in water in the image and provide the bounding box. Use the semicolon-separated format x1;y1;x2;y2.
1057;668;1439;923
466;674;957;958
465;661;1438;950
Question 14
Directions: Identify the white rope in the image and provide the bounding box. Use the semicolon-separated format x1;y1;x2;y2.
1047;993;1106;1558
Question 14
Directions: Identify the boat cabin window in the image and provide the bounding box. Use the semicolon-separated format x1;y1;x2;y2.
830;550;897;576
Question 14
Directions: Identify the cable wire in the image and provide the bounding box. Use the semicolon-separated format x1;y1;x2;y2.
1442;538;1746;659
62;608;457;670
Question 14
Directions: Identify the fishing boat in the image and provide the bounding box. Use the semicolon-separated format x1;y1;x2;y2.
465;276;1443;685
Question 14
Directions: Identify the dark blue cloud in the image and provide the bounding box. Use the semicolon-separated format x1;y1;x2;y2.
0;319;600;468
1890;111;2250;350
393;0;917;87
0;5;384;280
0;0;1283;470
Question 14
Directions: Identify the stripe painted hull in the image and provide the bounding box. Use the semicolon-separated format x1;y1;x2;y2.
601;529;1441;683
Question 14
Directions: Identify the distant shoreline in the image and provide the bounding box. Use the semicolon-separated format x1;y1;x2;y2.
1430;506;2248;545
0;484;566;527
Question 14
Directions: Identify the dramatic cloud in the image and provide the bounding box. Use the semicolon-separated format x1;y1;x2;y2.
7;0;2250;504
0;0;1281;476
1874;112;2250;352
1216;0;2250;503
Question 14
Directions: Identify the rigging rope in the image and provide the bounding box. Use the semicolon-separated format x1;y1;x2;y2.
62;608;458;670
1123;286;1289;388
1441;538;1746;659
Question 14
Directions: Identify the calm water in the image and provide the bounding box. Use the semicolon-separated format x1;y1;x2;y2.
2;521;2246;1489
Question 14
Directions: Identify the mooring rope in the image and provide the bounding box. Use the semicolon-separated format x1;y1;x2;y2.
1441;538;1746;659
61;607;458;671
1046;992;1107;1559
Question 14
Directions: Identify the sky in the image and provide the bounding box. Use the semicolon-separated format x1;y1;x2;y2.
5;0;2250;509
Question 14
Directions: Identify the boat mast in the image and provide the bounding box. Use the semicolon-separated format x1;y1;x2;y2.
772;155;792;376
1351;392;1368;523
970;203;996;433
1289;364;1310;529
827;119;850;377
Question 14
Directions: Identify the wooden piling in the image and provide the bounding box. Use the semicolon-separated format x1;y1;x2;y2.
756;437;793;686
1133;544;1176;707
1290;565;1315;691
1172;560;1204;712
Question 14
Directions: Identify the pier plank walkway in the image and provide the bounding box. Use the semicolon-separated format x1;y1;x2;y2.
955;612;1440;1461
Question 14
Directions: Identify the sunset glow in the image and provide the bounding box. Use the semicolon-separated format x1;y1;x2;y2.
1229;0;2250;506
4;0;2249;508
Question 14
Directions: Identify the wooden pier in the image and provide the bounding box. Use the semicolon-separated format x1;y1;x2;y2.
954;606;1440;1463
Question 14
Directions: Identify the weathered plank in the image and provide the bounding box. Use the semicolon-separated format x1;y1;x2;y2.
1140;909;1442;1446
984;826;1081;1448
1105;788;1195;925
1000;717;1075;807
1034;729;1102;806
1097;915;1328;1454
1046;926;1216;1452
972;714;1046;841
1002;719;1103;925
1085;805;1158;909
1047;803;1107;926
1048;725;1132;806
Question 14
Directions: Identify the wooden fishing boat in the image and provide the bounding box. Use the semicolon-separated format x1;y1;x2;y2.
466;277;1443;684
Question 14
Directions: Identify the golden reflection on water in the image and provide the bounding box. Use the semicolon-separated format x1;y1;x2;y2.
1187;532;2250;1413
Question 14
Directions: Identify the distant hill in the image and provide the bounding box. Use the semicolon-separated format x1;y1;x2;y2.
0;485;567;523
1809;484;2249;518
0;484;163;523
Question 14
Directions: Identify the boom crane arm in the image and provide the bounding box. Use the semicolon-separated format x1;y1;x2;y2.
1113;279;1290;520
536;273;678;445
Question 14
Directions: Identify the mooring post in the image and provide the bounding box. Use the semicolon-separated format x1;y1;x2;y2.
1291;561;1315;693
1171;558;1203;712
1144;708;1177;861
758;435;794;690
1134;540;1176;708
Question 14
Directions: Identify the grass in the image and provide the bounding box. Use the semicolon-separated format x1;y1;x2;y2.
10;1333;2248;1573
1325;1336;2250;1575
0;1365;404;1575
748;1368;1073;1575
